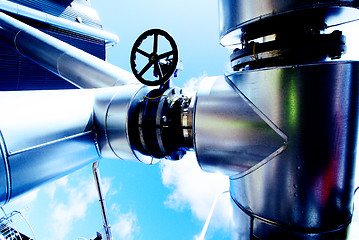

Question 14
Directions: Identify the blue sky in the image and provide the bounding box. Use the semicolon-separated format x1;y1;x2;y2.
91;0;229;83
2;1;233;240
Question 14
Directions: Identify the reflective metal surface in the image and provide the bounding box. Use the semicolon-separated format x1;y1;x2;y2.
0;11;136;89
133;87;192;161
0;83;162;205
181;96;194;144
0;89;100;205
219;0;359;46
0;90;94;153
194;76;286;176
0;0;119;46
227;61;359;238
93;85;155;164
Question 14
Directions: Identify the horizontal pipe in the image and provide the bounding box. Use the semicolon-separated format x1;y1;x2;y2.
93;85;155;164
0;0;119;46
0;11;137;89
194;76;287;176
0;84;155;205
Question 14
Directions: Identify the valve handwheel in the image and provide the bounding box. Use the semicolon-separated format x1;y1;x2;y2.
130;29;179;86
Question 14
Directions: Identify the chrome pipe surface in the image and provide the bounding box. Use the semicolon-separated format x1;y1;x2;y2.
0;89;100;205
0;11;137;89
227;61;359;239
0;84;155;205
194;76;287;176
93;85;155;164
219;0;359;46
0;0;119;46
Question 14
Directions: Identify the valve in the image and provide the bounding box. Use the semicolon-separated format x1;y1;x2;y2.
130;29;179;86
129;87;193;161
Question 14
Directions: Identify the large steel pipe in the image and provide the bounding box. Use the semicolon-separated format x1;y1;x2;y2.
0;0;119;46
227;61;359;239
216;1;359;238
219;0;359;46
0;89;99;205
0;84;157;205
93;85;156;164
0;11;137;89
195;62;359;239
194;76;287;176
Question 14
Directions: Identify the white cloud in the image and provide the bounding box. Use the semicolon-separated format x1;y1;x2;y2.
44;175;69;200
4;164;131;240
183;75;204;96
111;211;138;240
182;74;225;98
48;174;108;240
160;152;233;229
102;177;115;200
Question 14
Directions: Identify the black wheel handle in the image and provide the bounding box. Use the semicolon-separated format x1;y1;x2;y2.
130;29;178;86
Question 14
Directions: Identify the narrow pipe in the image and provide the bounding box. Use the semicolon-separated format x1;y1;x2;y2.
199;190;229;240
0;11;137;89
92;161;112;240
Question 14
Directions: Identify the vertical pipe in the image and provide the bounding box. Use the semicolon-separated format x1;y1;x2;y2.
92;161;112;240
198;191;229;240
